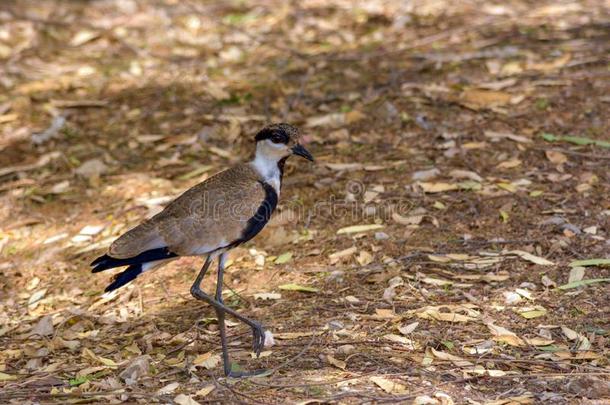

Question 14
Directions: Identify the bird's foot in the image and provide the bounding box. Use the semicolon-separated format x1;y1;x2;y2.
250;321;266;357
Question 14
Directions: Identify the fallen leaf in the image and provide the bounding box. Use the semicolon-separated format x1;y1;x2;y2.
356;250;373;266
516;306;547;319
383;334;419;349
429;348;472;366
568;267;585;283
278;283;319;293
119;355;151;385
392;212;423;225
561;326;579;341
506;250;554;266
557;278;610;290
545;150;567;164
327;355;346;370
569;258;610;267
195;385;215;398
0;372;17;381
174;394;201;405
336;224;384;234
274;252;293;264
325;163;363;171
70;30;100;46
193;353;221;370
370;376;407;394
275;331;322;339
486;323;525;346
459;88;518;110
253;292;282;300
525;337;554;346
449;169;483;182
30;315;54;337
414;305;479;323
399;321;419;335
484;130;531;143
496;159;522;169
540;133;610;149
419;182;458;193
157;382;180;395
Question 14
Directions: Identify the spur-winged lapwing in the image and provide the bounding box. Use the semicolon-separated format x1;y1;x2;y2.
91;123;313;377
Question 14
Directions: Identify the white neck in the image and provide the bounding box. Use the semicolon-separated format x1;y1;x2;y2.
250;141;286;194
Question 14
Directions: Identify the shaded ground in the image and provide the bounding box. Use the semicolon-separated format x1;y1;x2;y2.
1;0;609;403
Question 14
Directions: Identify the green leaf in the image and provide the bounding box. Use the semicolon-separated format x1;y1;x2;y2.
537;345;561;352
499;210;509;223
540;133;557;142
557;278;610;290
274;252;293;264
230;362;243;373
69;375;89;386
458;181;482;191
569;259;610;267
278;283;319;293
540;133;610;148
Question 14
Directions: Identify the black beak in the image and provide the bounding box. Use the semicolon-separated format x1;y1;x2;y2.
292;143;314;162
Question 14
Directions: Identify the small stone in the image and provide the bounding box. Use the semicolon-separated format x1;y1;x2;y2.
337;344;356;355
327;320;344;330
412;168;440;181
375;232;390;240
119;355;151;385
327;270;344;283
75;159;108;178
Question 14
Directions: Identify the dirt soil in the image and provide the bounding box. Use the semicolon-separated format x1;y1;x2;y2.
1;1;609;404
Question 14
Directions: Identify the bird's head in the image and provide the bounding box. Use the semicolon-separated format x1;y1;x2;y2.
254;123;314;162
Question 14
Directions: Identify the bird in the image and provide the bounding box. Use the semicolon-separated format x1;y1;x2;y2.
90;123;314;377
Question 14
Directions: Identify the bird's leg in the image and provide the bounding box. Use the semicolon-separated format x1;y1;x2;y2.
214;253;231;376
190;254;266;377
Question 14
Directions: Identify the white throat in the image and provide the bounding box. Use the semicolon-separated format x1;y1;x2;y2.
250;141;287;194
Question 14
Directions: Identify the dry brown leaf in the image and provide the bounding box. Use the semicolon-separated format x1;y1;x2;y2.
193;352;220;370
486;323;525;347
429;347;473;366
157;382;180;395
419;182;459;193
327;355;346;370
356;250;373;266
545;150;568;164
399;321;419;335
496;159;522;169
370;376;407;394
275;331;322;339
413;305;479;323
174;394;201;405
383;334;419;349
392;212;424;225
195;385;215;398
506;250;554;266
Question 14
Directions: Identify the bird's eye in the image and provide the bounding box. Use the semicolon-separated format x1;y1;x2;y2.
271;134;283;143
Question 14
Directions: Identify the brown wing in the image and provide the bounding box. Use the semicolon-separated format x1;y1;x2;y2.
108;164;267;258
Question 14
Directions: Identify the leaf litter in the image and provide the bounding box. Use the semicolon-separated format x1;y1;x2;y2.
0;1;608;403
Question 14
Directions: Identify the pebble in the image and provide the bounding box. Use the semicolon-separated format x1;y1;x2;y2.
337;344;356;355
375;232;390;240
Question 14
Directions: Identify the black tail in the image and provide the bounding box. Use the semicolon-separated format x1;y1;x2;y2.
104;264;143;292
91;247;177;273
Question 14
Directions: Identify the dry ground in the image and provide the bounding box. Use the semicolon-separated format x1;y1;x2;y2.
1;0;609;404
